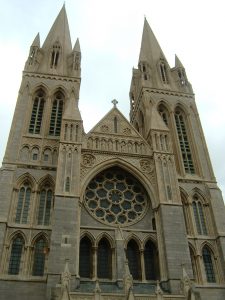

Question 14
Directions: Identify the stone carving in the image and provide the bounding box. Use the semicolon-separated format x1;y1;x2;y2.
123;127;131;135
82;154;96;167
100;125;109;132
140;159;154;173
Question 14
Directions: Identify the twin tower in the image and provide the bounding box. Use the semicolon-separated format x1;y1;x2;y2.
0;5;225;300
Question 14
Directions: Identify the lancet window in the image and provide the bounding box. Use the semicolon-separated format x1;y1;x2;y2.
202;246;216;283
160;61;169;84
175;108;195;174
144;240;158;280
127;239;141;280
32;238;47;276
79;237;93;278
8;236;24;275
97;238;112;279
37;185;53;226
29;89;45;134
192;195;207;235
49;91;64;136
15;183;31;224
50;42;61;68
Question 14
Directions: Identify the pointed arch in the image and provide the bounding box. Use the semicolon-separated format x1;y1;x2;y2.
144;239;159;280
191;193;207;235
49;90;64;136
97;237;112;279
16;173;36;190
50;41;61;68
29;88;45;134
174;105;195;174
79;235;93;278
37;177;54;226
14;176;34;224
32;235;48;276
96;232;114;249
202;245;216;283
8;234;25;275
126;239;141;280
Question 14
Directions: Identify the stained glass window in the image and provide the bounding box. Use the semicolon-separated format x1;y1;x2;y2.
144;240;157;280
203;246;216;283
127;239;141;280
15;184;31;224
37;187;53;226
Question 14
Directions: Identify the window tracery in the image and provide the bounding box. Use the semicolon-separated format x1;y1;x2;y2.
175;108;195;174
32;238;47;276
49;91;64;136
202;246;216;283
37;184;53;226
84;167;149;226
192;195;207;235
50;42;61;68
8;236;24;275
29;89;45;134
15;183;31;224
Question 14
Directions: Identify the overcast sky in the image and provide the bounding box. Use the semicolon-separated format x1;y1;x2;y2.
0;0;224;198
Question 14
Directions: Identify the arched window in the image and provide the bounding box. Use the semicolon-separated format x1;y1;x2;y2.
50;42;60;68
127;239;141;280
15;183;31;224
97;238;112;279
29;89;45;134
202;246;216;283
144;240;158;280
79;237;92;278
31;147;39;161
158;104;169;126
8;236;24;275
49;91;64;136
192;195;207;235
175;108;195;174
160;61;169;84
32;238;47;276
37;185;53;226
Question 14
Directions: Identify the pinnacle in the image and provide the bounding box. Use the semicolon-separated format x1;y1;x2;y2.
73;38;81;52
31;33;40;47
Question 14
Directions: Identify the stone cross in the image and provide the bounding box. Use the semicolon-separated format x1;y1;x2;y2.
112;99;118;107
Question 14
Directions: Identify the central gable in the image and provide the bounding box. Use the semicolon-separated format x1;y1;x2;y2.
84;106;152;156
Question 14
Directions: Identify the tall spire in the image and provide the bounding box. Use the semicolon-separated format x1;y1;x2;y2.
139;18;167;64
42;4;72;54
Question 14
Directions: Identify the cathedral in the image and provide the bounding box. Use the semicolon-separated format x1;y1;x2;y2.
0;5;225;300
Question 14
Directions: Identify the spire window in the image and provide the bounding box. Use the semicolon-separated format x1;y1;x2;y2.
37;185;53;226
15;183;31;224
160;61;169;84
32;238;47;276
175;108;195;174
8;236;24;275
29;89;45;134
50;42;61;68
49;91;64;136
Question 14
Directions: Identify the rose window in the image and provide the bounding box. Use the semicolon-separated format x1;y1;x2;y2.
84;167;148;226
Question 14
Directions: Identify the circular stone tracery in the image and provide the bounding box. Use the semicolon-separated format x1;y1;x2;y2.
84;167;149;226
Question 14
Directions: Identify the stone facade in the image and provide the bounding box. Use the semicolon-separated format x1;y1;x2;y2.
0;5;225;300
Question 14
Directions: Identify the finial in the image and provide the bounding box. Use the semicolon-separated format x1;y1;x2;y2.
112;99;118;107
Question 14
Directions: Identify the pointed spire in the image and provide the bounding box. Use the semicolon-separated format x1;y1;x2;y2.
42;4;72;53
175;54;184;68
73;38;81;52
139;18;167;64
31;33;40;47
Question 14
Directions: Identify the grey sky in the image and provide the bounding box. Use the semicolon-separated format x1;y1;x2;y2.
0;0;224;198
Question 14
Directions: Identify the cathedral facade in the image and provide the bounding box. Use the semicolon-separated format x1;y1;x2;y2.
0;5;225;300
